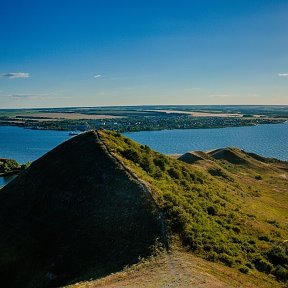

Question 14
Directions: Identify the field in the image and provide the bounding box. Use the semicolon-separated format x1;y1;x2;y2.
16;113;123;120
150;110;244;117
0;105;286;132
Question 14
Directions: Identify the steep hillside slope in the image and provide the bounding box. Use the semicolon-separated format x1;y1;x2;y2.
0;130;287;287
98;130;288;285
0;131;163;288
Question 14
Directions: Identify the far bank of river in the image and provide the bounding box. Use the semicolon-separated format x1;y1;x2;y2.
1;123;287;186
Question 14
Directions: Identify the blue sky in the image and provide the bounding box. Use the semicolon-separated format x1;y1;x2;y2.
0;0;287;108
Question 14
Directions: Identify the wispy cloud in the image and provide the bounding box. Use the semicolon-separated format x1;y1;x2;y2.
0;91;63;100
209;94;232;98
9;94;33;98
1;93;49;99
93;74;102;79
278;73;288;77
0;72;30;79
209;93;260;99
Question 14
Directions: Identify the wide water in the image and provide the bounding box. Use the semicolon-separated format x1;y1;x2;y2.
0;123;287;186
124;123;288;160
0;126;71;187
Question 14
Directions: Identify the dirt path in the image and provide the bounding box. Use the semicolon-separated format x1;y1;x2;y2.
68;250;273;288
95;130;185;286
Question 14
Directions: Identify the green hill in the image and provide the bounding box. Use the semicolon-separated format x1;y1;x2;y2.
98;130;288;284
0;130;287;287
0;131;164;287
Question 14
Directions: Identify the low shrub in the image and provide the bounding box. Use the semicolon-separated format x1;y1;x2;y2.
219;253;235;267
207;205;218;216
239;266;249;274
273;265;288;282
253;256;273;273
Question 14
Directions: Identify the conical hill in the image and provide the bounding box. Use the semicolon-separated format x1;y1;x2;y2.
0;131;163;288
1;130;287;288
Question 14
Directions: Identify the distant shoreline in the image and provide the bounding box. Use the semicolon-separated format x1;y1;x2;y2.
0;116;285;133
0;105;287;132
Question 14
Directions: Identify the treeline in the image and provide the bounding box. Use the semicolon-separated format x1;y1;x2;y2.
0;159;31;176
0;115;284;132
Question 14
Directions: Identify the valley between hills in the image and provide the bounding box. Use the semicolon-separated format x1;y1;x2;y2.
0;130;287;287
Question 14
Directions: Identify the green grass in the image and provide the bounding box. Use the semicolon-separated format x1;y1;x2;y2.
99;130;288;283
1;129;287;287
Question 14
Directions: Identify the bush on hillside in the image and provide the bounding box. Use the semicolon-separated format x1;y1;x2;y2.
0;159;20;173
99;130;288;283
120;148;140;163
253;256;273;273
153;157;167;171
266;245;288;266
273;265;288;282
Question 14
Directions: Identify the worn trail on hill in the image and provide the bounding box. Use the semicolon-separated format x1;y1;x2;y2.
96;131;182;285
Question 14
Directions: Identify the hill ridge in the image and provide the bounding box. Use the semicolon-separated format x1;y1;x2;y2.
0;130;287;287
96;130;170;251
97;130;288;286
0;130;164;288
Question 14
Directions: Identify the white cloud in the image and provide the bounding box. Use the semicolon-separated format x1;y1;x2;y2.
0;72;30;79
93;74;102;79
278;73;288;77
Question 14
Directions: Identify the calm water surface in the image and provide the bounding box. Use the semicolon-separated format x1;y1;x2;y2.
0;126;71;164
0;123;287;187
0;126;71;187
124;123;288;160
0;175;16;187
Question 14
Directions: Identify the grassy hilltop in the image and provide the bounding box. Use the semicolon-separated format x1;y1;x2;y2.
0;130;287;287
97;130;288;286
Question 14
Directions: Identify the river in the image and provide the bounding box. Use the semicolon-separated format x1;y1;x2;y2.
1;123;287;187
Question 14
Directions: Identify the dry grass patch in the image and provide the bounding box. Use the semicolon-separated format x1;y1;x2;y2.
66;249;283;288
